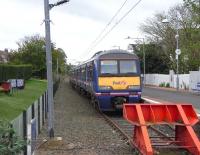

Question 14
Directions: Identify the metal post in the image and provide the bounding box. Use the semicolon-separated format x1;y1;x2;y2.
44;0;54;138
142;38;145;85
57;57;59;76
23;110;27;155
175;25;179;91
177;55;179;90
162;18;181;91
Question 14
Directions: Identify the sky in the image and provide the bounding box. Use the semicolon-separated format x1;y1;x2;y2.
0;0;183;64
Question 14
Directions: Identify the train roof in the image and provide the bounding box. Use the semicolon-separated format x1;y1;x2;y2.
92;49;138;60
73;49;138;69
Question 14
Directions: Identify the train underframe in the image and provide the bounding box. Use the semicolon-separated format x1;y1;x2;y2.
95;94;141;111
70;81;141;111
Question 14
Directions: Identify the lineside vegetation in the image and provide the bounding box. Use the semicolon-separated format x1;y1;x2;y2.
0;79;47;120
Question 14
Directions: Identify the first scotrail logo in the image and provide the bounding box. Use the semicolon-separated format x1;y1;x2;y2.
113;81;127;85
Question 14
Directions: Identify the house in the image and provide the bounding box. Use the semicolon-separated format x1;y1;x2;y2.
0;49;9;63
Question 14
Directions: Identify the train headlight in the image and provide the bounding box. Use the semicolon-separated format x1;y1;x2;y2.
99;86;112;90
128;85;140;90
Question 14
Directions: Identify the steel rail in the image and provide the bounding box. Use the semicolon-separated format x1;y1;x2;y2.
98;110;190;154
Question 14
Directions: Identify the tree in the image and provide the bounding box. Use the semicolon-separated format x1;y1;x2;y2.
133;43;170;74
183;0;200;71
9;34;67;76
9;35;46;71
140;3;200;73
52;48;67;74
184;0;200;24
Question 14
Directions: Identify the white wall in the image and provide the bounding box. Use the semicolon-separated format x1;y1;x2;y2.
174;74;190;89
189;71;200;91
145;73;190;90
145;74;169;86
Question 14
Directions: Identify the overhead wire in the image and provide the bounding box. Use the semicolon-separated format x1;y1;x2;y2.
82;0;129;56
87;0;142;54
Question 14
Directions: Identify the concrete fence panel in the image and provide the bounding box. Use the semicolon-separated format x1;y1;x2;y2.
10;89;57;154
40;96;43;131
27;105;32;124
11;113;23;138
34;101;38;137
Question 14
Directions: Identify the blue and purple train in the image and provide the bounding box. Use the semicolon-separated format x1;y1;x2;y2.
69;49;142;111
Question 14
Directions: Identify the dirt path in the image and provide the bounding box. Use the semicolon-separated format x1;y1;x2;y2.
35;77;134;155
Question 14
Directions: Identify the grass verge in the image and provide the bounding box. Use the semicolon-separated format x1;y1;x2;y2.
0;79;47;121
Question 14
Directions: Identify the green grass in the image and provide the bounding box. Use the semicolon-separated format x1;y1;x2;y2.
0;79;47;121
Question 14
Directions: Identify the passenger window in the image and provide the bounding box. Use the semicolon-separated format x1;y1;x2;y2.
87;62;93;81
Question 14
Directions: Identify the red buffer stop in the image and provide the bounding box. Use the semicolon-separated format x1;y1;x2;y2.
123;104;200;155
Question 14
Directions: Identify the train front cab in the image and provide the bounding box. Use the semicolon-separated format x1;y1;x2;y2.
95;56;142;111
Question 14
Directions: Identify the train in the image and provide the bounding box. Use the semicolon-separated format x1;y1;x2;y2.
69;49;142;111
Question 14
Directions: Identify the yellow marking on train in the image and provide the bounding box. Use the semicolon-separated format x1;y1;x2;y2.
98;77;140;90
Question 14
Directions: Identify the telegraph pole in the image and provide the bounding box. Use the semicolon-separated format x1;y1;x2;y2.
44;0;54;138
44;0;69;138
142;38;145;85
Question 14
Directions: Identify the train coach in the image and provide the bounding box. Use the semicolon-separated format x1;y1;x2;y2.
69;49;142;111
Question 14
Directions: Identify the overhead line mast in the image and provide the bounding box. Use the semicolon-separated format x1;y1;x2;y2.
44;0;69;138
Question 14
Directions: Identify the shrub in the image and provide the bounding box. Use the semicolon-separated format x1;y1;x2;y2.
32;67;46;79
0;120;26;155
166;83;170;87
159;82;165;87
0;64;32;82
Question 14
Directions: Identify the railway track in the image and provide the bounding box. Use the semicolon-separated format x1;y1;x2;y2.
81;90;197;154
100;111;190;155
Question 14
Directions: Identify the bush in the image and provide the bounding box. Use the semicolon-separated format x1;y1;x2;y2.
32;67;46;79
0;64;32;82
0;120;26;155
166;83;170;87
159;82;165;87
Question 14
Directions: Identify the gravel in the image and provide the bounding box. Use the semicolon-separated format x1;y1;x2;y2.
35;77;135;155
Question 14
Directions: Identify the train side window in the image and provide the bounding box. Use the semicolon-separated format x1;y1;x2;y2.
86;64;90;81
85;64;88;81
78;68;81;80
82;66;86;81
79;69;81;80
76;69;78;79
87;62;93;81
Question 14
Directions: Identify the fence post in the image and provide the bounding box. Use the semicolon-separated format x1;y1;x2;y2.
42;94;45;125
38;99;40;134
32;103;35;119
45;91;48;119
9;124;13;150
46;91;48;112
23;110;27;155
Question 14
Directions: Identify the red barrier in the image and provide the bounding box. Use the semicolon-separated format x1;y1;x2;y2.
123;104;200;155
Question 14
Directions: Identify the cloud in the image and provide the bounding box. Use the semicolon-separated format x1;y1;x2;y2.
51;0;116;23
0;0;183;64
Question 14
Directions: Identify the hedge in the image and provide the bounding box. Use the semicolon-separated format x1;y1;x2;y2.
0;64;32;82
